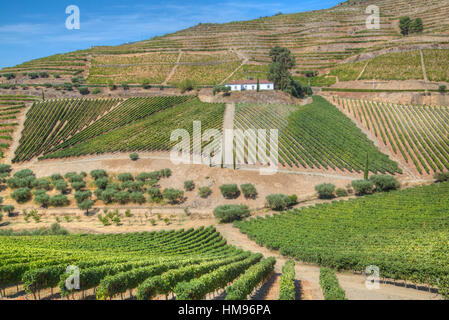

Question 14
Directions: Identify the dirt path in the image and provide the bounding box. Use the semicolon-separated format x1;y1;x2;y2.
163;50;183;85
216;223;324;300
420;49;428;82
216;224;441;300
4;102;33;164
356;61;369;81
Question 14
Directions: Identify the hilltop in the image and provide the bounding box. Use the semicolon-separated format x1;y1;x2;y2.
0;0;448;89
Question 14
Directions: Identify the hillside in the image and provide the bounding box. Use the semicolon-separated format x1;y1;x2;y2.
1;0;449;88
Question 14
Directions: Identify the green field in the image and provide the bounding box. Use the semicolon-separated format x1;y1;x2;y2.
42;98;225;159
235;182;449;297
234;96;401;174
0;227;273;300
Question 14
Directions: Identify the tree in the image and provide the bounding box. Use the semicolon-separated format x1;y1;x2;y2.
240;184;257;199
439;85;447;94
74;190;92;204
399;16;411;35
315;183;336;199
95;177;109;189
3;205;14;216
162;188;184;204
90;169;107;180
213;205;250;223
11;188;32;203
130;153;139;161
71;181;86;191
54;180;68;194
78;87;90;95
410;18;423;33
351;180;374;195
265;194;296;211
369;175;400;192
78;200;94;215
256;78;260;92
219;184;240;199
34;193;50;208
267;46;296;90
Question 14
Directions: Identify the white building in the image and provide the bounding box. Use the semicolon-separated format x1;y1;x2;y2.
226;80;274;92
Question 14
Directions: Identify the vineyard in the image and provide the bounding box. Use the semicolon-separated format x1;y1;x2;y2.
13;98;122;163
42;98;225;159
330;96;449;175
0;95;38;160
234;96;400;174
235;182;449;298
0;227;276;300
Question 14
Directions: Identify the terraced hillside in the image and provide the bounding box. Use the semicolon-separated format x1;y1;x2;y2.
0;95;39;160
234;96;400;174
235;181;449;298
0;227;275;300
330;96;449;175
37;97;225;160
1;0;449;86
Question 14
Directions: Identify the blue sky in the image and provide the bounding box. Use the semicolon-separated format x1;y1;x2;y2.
0;0;341;69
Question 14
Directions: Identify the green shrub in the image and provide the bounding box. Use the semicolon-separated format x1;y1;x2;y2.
369;175;400;192
147;187;162;202
49;195;69;207
50;174;64;181
219;184;240;199
434;172;449;183
213;205;250;223
78;87;90;95
351;180;374;195
90;169;107;180
117;173;133;182
136;172;152;182
14;169;35;179
54;180;68;193
34;193;50;207
315;183;336;199
0;164;11;173
100;190;116;204
115;191;130;204
319;268;346;300
74;190;91;204
91;88;101;95
11;188;32;203
240;184;257;199
335;188;348;197
71;181;86;191
177;79;197;93
279;260;295;300
439;85;447;94
95;177;109;189
2;205;15;215
130;153;139;161
32;178;52;190
184;180;195;191
199;186;211;198
130;192;146;204
265;194;296;211
162;188;184;204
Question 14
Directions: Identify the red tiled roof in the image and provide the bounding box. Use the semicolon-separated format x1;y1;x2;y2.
227;80;273;85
